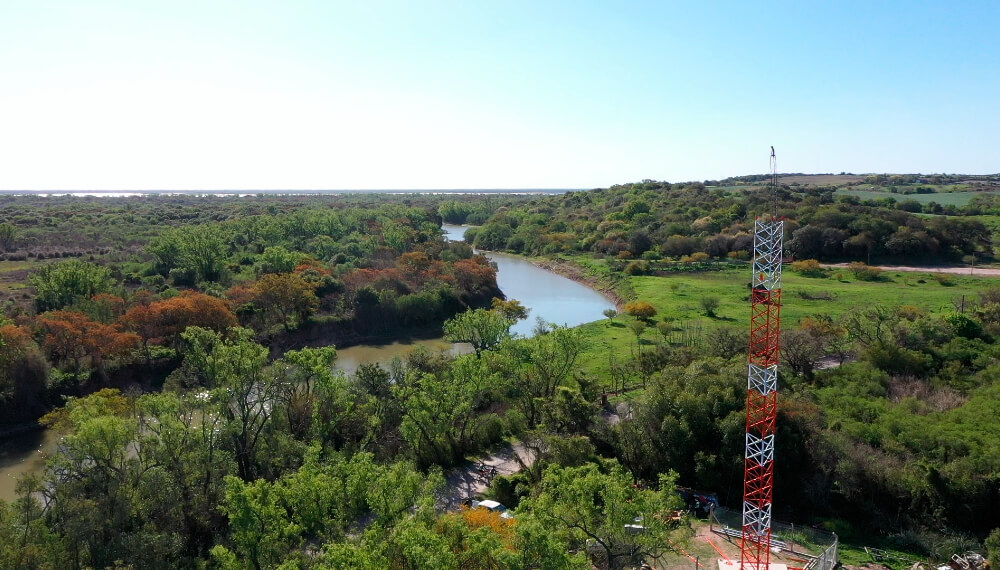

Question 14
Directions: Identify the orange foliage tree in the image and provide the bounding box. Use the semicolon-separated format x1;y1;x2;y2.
119;291;237;355
38;310;140;379
252;273;319;331
452;257;497;295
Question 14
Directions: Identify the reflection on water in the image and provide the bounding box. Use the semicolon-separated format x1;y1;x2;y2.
0;428;59;502
441;224;615;338
335;338;472;374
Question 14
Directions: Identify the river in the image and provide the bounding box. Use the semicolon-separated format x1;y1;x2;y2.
0;224;613;501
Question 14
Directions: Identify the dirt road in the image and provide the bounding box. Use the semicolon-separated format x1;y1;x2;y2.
822;262;1000;277
437;441;537;510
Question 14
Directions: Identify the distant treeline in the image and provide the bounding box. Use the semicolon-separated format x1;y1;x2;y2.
462;180;992;265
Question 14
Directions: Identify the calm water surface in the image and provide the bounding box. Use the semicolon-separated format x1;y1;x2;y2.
0;224;613;500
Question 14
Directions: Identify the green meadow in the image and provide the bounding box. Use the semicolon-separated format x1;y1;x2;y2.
568;261;997;380
834;188;983;206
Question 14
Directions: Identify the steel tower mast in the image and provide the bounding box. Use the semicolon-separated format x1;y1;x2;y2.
740;147;783;570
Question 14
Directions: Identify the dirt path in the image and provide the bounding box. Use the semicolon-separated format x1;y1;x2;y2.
822;262;1000;277
437;441;537;510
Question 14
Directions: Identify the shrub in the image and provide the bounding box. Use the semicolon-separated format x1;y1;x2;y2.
624;260;649;275
681;252;710;263
699;295;721;317
790;259;826;277
847;261;882;281
933;273;954;287
623;301;657;320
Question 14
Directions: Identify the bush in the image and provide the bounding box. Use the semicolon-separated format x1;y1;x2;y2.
488;472;531;509
700;295;721;317
681;252;710;263
847;261;882;281
624;261;649;275
933;273;954;287
790;259;826;277
624;301;657;320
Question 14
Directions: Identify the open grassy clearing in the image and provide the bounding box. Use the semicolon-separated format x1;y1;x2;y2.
571;262;998;381
0;258;54;297
834;188;986;206
780;174;866;186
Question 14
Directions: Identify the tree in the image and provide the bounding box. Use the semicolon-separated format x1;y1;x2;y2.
522;461;688;570
256;246;302;275
179;327;278;480
0;324;35;400
472;223;513;251
623;301;657;321
603;308;617;325
628;319;646;343
30;259;114;312
492;297;529;322
396;355;499;466
252;272;319;331
37;310;139;380
986;528;1000;567
215;476;299;570
0;222;17;251
120;291;237;352
444;308;512;357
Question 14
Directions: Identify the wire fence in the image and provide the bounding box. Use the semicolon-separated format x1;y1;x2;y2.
710;506;838;570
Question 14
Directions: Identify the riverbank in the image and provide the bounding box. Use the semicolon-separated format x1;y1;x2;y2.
528;256;633;310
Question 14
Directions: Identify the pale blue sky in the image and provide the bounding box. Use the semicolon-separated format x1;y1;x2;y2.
1;1;997;190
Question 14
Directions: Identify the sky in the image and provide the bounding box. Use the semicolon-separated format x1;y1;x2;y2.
1;1;998;190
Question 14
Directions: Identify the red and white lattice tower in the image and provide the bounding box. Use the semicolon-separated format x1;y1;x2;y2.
740;148;783;570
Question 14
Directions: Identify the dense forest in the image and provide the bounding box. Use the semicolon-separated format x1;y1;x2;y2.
1;181;999;569
461;179;992;265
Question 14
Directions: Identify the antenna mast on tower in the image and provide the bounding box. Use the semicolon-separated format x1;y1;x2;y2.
740;147;783;570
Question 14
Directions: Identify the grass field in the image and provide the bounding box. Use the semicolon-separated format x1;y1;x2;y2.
780;174;866;186
569;260;999;380
834;189;985;206
0;258;51;297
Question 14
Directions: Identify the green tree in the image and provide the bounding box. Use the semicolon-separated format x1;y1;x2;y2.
180;327;280;480
522;461;688;570
985;528;1000;567
0;475;69;569
603;308;617;325
396;354;499;466
444;308;512;357
215;476;300;570
492;297;530;322
30;259;114;312
256;246;302;275
0;222;17;250
472;223;513;251
628;319;646;343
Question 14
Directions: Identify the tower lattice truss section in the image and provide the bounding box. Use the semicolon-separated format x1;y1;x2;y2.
741;218;783;570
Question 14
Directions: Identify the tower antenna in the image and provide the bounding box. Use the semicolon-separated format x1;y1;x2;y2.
740;147;784;570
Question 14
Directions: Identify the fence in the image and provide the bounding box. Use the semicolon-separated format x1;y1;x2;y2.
710;506;838;570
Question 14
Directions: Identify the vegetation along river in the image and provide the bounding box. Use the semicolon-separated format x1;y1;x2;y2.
0;224;613;501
